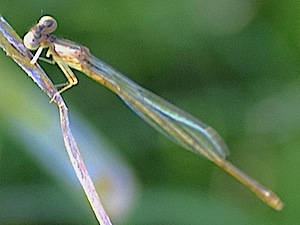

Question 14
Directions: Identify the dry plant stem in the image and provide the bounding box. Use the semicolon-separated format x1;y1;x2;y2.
59;103;112;224
0;15;112;225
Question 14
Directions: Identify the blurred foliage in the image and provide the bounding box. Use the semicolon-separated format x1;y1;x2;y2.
1;0;300;224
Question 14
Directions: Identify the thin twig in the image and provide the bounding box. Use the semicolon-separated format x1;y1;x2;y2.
0;15;112;225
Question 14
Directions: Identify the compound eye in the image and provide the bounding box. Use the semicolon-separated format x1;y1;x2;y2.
23;31;40;50
39;16;57;34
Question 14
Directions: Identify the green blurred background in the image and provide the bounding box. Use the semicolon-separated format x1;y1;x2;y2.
1;0;300;224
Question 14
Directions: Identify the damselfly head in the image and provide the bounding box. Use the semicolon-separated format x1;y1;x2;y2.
23;16;57;50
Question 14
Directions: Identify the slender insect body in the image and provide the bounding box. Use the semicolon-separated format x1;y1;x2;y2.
23;16;284;211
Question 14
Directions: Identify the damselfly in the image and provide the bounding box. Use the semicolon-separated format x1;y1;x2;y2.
23;16;283;210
